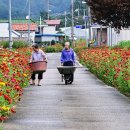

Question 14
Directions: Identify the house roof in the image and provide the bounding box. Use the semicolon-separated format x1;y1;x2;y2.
44;20;61;25
12;23;37;31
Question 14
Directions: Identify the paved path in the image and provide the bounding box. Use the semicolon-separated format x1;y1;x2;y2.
3;53;130;130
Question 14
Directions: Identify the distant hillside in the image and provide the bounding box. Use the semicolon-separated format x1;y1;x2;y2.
0;0;71;19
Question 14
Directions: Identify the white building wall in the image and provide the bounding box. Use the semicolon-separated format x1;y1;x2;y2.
63;27;88;39
22;32;35;42
0;23;19;38
43;26;56;34
107;28;130;46
120;29;130;41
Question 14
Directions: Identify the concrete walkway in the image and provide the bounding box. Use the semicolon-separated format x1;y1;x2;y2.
3;53;130;130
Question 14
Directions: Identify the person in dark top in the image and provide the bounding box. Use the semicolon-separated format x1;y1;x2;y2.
61;42;75;84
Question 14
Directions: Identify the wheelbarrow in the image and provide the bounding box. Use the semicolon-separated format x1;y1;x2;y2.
29;61;47;74
57;66;77;85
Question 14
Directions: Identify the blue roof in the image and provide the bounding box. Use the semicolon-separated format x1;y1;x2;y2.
35;34;65;37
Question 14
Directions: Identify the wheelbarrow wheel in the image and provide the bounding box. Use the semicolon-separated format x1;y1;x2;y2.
69;81;73;84
61;75;64;82
65;80;68;85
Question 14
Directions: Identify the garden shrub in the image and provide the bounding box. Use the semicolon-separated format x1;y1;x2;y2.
45;44;63;53
0;41;28;49
45;46;56;53
73;39;87;53
74;46;87;53
0;41;9;48
114;41;130;49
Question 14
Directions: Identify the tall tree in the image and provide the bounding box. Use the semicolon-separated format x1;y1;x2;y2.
40;11;48;20
86;0;130;29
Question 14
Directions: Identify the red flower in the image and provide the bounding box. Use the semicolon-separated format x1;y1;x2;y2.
10;108;16;113
14;85;22;91
0;116;8;121
4;95;13;104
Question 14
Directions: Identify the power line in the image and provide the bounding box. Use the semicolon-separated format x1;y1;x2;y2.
21;0;28;14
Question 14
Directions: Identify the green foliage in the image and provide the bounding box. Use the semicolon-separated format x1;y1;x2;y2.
73;39;87;53
76;39;86;46
74;46;87;53
55;0;87;27
0;41;28;49
0;125;3;130
0;41;9;48
114;41;130;49
40;11;48;20
51;40;56;45
45;44;63;53
12;41;28;49
0;0;71;19
45;46;56;53
86;0;130;29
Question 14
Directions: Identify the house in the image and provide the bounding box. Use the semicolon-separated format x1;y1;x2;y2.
35;25;65;43
60;27;89;40
107;28;130;46
12;23;37;42
90;24;130;46
0;19;38;42
44;20;61;30
0;23;21;41
35;20;65;43
35;33;65;44
90;24;107;46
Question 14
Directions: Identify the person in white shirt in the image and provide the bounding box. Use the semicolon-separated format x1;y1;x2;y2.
30;44;47;86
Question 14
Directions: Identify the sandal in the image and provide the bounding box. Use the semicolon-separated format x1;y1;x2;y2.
30;83;35;85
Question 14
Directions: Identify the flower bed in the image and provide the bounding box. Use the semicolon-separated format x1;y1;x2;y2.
0;48;31;122
77;48;130;96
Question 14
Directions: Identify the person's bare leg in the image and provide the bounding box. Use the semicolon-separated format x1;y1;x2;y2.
32;80;35;85
30;80;35;85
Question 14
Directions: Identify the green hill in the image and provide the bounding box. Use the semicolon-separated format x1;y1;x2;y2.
0;0;71;19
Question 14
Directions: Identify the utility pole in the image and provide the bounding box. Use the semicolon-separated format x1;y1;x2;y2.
100;25;103;47
9;0;13;49
111;27;113;47
71;0;74;47
48;0;50;20
28;0;31;44
65;11;67;40
88;6;91;42
40;16;42;34
82;1;90;47
83;9;88;47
